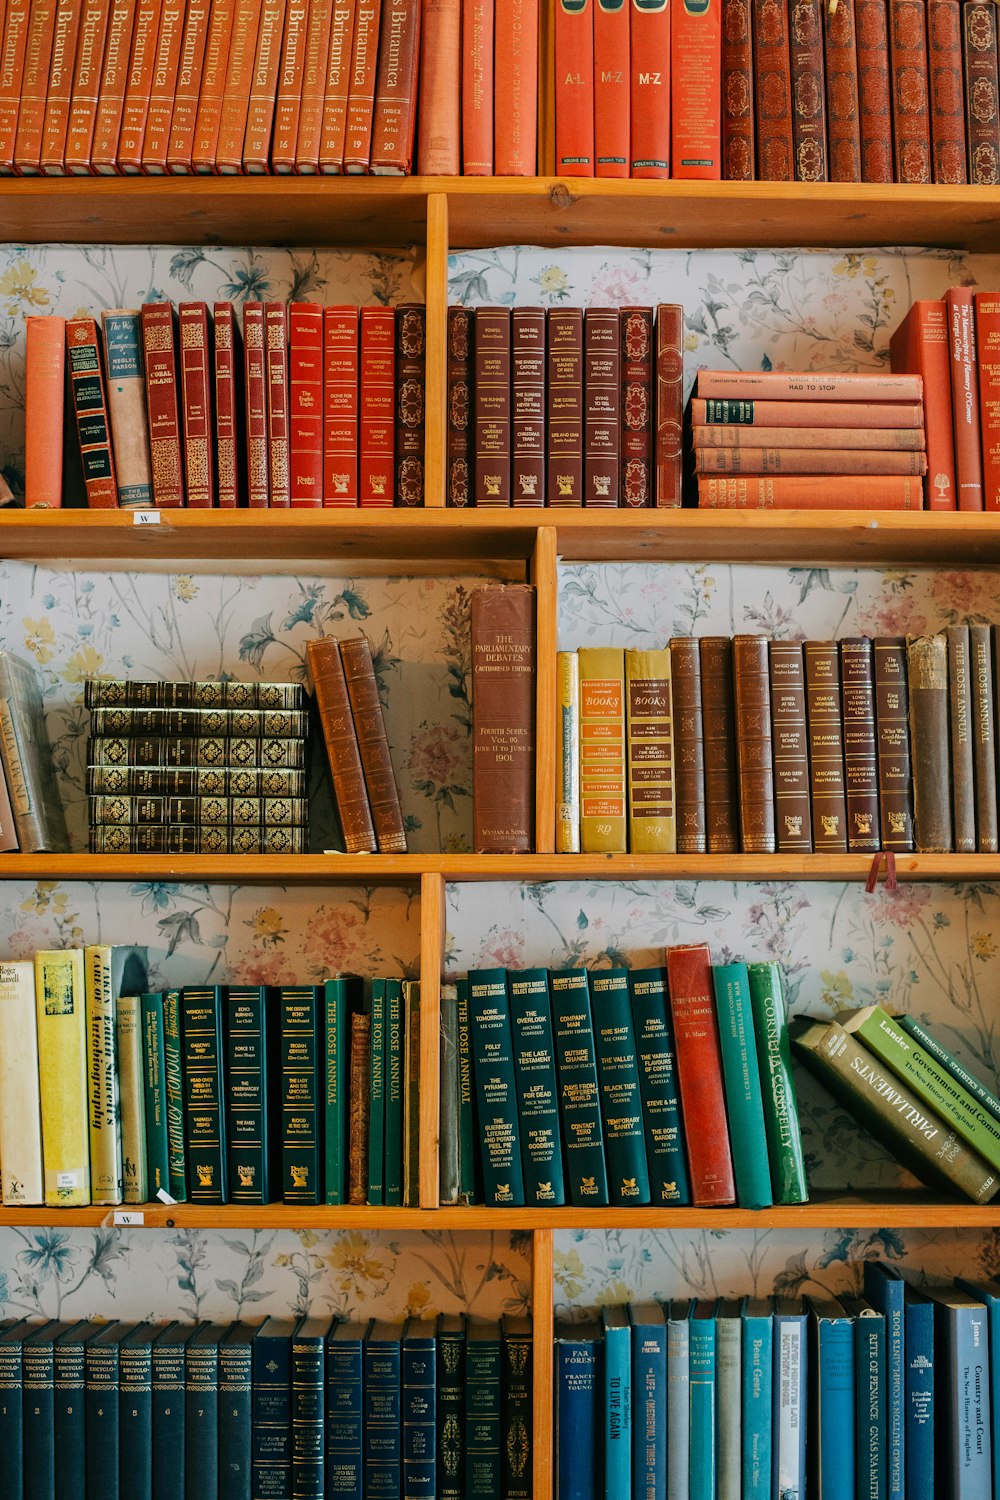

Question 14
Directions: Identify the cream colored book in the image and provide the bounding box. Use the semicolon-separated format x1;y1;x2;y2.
34;948;89;1206
0;959;44;1205
116;993;148;1205
100;309;154;507
86;944;123;1205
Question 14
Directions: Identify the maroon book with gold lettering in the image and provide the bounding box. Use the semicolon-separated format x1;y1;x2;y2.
664;942;737;1207
265;301;291;508
213;302;243;508
360;307;396;508
324;305;360;508
472;585;535;854
927;0;967;183
889;0;932;183
654;303;683;507
752;0;794;180
823;0;861;180
547;308;584;506
474;308;511;507
511;307;546;507
722;0;754;180
584;308;620;506
447;306;473;507
141;301;185;508
790;0;827;180
394;304;425;507
620;307;653;507
873;638;915;852
964;0;1000;184
769;639;812;851
839;637;881;851
178;302;215;509
289;301;324;509
242;301;270;509
733;633;776;852
855;0;894;181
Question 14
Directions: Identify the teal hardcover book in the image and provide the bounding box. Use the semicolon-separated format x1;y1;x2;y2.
456;976;478;1204
746;962;808;1204
628;966;691;1204
740;1297;773;1498
367;979;386;1206
550;967;609;1206
689;1301;717;1500
590;967;651;1206
468;968;525;1207
601;1306;631;1500
161;990;188;1202
808;1295;856;1500
383;978;404;1206
508;968;565;1205
225;984;280;1206
280;985;324;1205
712;963;773;1209
841;1295;886;1500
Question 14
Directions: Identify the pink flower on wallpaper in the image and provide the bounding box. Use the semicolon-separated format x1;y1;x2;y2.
588;266;646;306
303;904;381;972
932;571;1000;622
869;883;932;929
5;929;37;959
227;951;300;986
406;722;471;791
853;596;929;638
823;292;849;313
475;927;526;969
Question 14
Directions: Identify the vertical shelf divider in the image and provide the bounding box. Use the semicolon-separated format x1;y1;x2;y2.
532;526;558;852
418;870;445;1207
423;192;450;507
531;1227;555;1500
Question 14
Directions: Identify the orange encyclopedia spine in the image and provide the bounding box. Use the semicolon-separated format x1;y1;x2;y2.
90;0;139;174
630;0;670;177
37;0;84;175
269;0;309;172
318;0;357;171
416;0;460;172
141;0;187;173
671;0;721;179
215;0;266;172
371;0;422;173
13;0;59;177
242;0;288;172
0;0;32;174
343;0;384;172
555;0;594;174
294;0;334;170
63;1;113;175
116;1;164;174
190;0;238;172
164;0;212;172
594;0;629;176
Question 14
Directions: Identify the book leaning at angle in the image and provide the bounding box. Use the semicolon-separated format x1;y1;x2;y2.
0;651;69;852
0;960;44;1204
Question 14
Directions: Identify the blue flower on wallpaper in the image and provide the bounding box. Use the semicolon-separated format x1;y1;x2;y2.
222;254;273;303
129;881;179;913
20;1229;74;1283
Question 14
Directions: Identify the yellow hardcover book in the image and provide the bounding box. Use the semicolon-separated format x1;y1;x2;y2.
34;948;89;1206
625;647;676;853
578;647;627;853
556;650;581;853
117;993;147;1205
0;959;44;1205
85;944;123;1206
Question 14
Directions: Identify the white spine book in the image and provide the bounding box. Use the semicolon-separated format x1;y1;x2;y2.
0;959;43;1204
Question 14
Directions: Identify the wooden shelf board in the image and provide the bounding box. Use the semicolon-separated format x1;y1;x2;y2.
3;509;1000;567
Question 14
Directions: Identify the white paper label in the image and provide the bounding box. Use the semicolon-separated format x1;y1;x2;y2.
113;1210;144;1226
56;1171;79;1188
132;510;161;526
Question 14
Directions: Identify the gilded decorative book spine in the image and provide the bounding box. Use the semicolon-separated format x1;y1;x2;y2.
947;624;976;852
620;306;653;506
471;585;536;853
732;634;776;853
654;303;684;507
839;637;881;851
265;301;291;508
584;307;620;506
722;0;755;181
873;638;915;852
89;704;308;737
511;306;546;507
790;0;828;180
89;793;308;827
243;302;269;508
339;634;407;853
347;1010;371;1204
578;646;627;853
87;764;306;797
360;307;396;507
889;0;932;183
625;647;675;854
66;318;118;510
699;635;740;853
969;623;998;851
305;635;377;854
768;638;812;852
855;0;894;181
178;301;215;508
447;307;473;507
907;632;953;851
88;733;306;769
927;0;966;183
91;824;308;853
670;637;706;853
556;651;581;854
288;300;324;508
752;0;795;179
964;0;1000;184
213;303;242;508
141;301;184;507
394;304;425;507
547;308;584;506
804;640;848;851
823;0;862;180
323;306;360;507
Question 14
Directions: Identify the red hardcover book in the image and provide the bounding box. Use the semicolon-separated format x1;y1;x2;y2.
242;0;288;172
394;304;425;506
0;0;32;174
547;307;584;505
13;0;59;176
294;0;334;170
140;0;186;173
889;0;931;183
323;305;359;507
822;0;861;181
630;0;670;176
446;305;473;506
416;0;460;172
38;0;83;175
620;306;653;506
655;303;683;507
165;1;212;172
66;317;118;509
584;307;620;505
594;0;629;176
90;0;139;174
462;0;493;172
178;302;215;509
511;306;545;506
672;0;721;178
474;306;511;505
693;446;927;474
270;0;309;171
555;0;594;174
964;0;1000;184
790;0;827;180
889;299;955;509
242;302;269;507
141;301;184;507
664;942;737;1207
25;315;64;507
495;0;537;172
752;0;794;180
288;301;324;508
215;0;265;172
318;0;356;171
721;0;753;181
855;0;893;180
946;285;985;511
116;1;163;174
371;0;422;172
975;291;1000;511
926;0;966;182
213;302;243;507
264;301;291;507
343;0;383;171
698;473;923;507
690;395;924;425
697;369;923;400
191;0;237;172
359;306;395;506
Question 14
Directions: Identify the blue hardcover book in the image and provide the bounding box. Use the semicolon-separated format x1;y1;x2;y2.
86;1323;130;1500
55;1321;103;1500
550;967;609;1206
690;1301;717;1500
808;1296;855;1500
554;1320;600;1500
252;1317;297;1500
465;1320;502;1499
365;1320;403;1498
325;1321;365;1500
629;966;691;1204
716;1299;742;1500
293;1315;331;1500
0;1319;37;1500
23;1320;65;1500
219;1323;254;1500
630;1302;667;1500
436;1314;465;1500
508;967;566;1205
186;1323;225;1500
402;1318;436;1498
740;1297;773;1499
468;968;526;1207
384;978;405;1207
901;1283;934;1500
666;1300;692;1500
711;962;773;1209
864;1262;906;1500
152;1322;196;1500
927;1288;991;1500
841;1297;887;1500
501;1314;532;1500
772;1299;807;1500
120;1323;158;1500
601;1307;632;1500
590;968;652;1205
957;1277;1000;1500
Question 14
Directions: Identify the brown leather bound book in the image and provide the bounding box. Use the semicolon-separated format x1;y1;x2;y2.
839;637;881;851
873;637;915;851
547;308;584;506
655;303;684;507
394;304;425;507
343;0;383;171
213;302;244;508
752;0;794;180
907;633;953;850
926;0;966;182
584;308;620;507
823;0;862;181
141;0;187;173
417;0;461;172
968;623;998;852
116;0;163;175
265;301;291;507
471;585;535;854
347;1008;371;1202
947;623;976;852
242;0;288;172
722;0;755;180
855;0;894;180
215;0;266;172
13;0;59;176
804;640;848;851
768;638;812;852
318;0;356;171
269;1;309;171
511;306;546;507
306;635;378;854
38;0;83;174
732;634;776;853
339;634;407;853
165;2;212;172
141;301;185;508
670;637;707;853
294;0;334;171
790;0;827;180
474;307;511;507
620;307;653;507
964;1;1000;184
446;306;473;507
91;0;140;174
191;0;237;172
178;302;215;509
243;301;270;508
889;0;932;182
371;0;422;173
0;0;33;175
699;635;740;852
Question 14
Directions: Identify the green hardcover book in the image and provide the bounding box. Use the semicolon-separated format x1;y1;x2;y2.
117;993;147;1205
501;1314;532;1500
712;962;773;1209
437;1313;465;1500
402;979;421;1207
368;979;386;1206
689;1301;718;1500
181;986;228;1203
226;984;281;1205
895;1012;1000;1128
281;986;324;1204
589;967;651;1206
628;966;691;1205
840;1003;1000;1173
456;975;478;1204
324;975;363;1206
465;1321;502;1499
746;962;808;1205
383;978;404;1207
550;967;609;1207
508;968;565;1206
161;990;188;1202
467;968;525;1207
439;983;460;1205
140;992;169;1197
